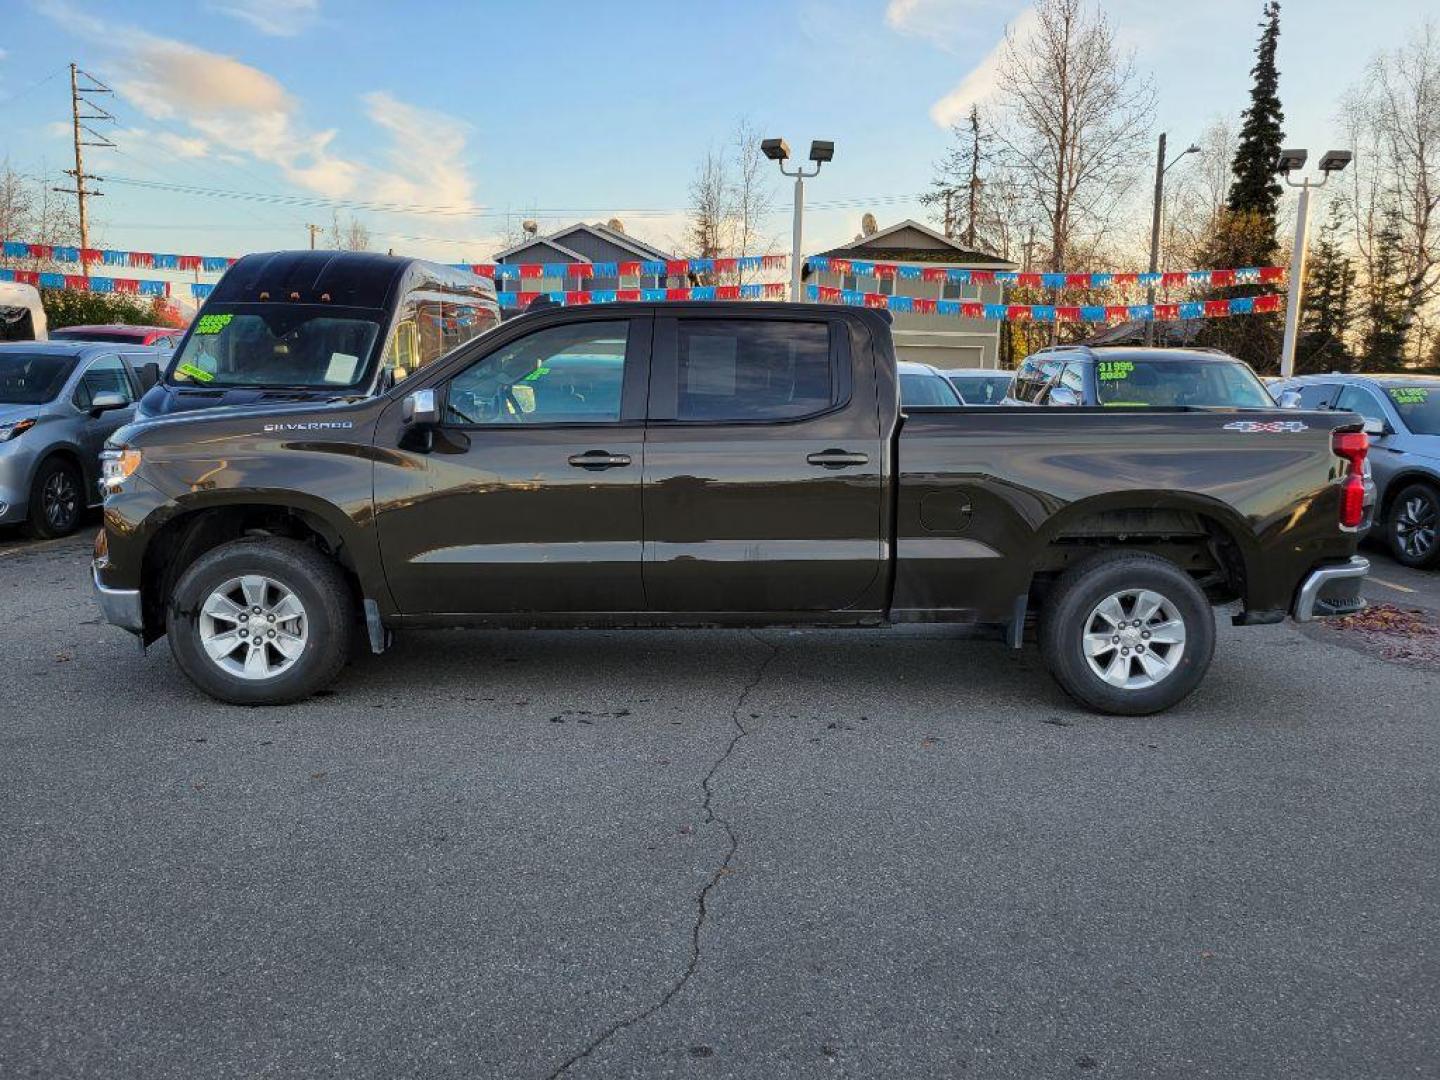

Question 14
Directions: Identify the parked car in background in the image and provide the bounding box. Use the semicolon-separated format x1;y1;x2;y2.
945;368;1014;406
139;251;500;418
898;360;964;407
50;324;182;349
0;342;164;536
1272;373;1440;568
1010;345;1277;409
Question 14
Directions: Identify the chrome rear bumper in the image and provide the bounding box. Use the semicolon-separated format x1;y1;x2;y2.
92;563;143;633
1293;556;1369;622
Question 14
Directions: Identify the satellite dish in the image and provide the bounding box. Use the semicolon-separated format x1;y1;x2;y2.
606;218;626;234
521;219;538;237
861;213;879;236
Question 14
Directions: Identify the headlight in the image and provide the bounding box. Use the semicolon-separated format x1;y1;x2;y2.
100;447;142;492
0;417;37;442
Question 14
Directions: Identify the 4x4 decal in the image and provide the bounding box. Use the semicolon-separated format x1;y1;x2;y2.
1222;420;1309;433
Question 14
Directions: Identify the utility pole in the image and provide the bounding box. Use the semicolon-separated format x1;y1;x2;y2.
306;224;323;250
1144;133;1200;346
965;105;981;250
52;63;114;275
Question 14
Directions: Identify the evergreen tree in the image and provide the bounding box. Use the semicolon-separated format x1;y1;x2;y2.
1228;2;1285;221
1297;201;1355;373
1359;208;1410;370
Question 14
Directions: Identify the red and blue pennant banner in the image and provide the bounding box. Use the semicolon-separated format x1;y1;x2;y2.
2;240;236;274
452;254;787;281
804;256;1286;290
495;282;788;309
0;266;171;297
807;284;1284;322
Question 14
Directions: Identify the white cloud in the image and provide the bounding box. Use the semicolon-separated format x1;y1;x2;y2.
208;0;319;37
928;5;1039;127
886;0;1025;50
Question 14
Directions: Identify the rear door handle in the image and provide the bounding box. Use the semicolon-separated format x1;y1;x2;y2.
806;449;870;469
568;450;632;470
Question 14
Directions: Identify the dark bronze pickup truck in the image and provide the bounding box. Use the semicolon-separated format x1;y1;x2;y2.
92;303;1370;714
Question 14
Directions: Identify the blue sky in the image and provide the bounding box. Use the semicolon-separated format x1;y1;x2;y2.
0;0;1430;268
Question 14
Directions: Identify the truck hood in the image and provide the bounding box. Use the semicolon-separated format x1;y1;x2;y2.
110;397;378;451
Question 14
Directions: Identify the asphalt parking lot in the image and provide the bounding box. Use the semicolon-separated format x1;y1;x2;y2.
2;527;1437;1080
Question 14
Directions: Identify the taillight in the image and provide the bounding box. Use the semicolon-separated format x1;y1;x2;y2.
1332;430;1368;530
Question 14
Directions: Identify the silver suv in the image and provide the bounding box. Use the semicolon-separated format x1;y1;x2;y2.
0;342;165;537
1274;373;1440;568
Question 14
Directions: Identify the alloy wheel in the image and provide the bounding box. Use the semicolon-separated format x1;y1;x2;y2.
198;575;309;680
1394;492;1438;561
1082;588;1187;690
42;469;79;531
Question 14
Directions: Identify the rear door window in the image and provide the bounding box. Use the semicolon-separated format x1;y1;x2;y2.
1334;385;1387;424
661;319;836;422
1295;383;1339;410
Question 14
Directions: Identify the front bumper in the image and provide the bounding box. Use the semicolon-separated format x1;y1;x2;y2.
92;562;144;633
1292;556;1369;622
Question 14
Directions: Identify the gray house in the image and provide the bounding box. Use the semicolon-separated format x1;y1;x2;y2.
807;219;1015;369
492;221;679;294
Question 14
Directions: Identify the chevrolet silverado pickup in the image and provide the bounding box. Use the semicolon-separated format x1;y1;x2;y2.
92;302;1370;715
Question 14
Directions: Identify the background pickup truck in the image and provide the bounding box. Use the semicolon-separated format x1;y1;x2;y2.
93;302;1370;715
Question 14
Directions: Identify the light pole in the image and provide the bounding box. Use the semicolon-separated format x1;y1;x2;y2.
1144;132;1200;346
1277;148;1352;377
762;138;834;301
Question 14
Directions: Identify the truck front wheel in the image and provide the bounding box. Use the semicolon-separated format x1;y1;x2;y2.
1039;551;1215;716
166;537;353;705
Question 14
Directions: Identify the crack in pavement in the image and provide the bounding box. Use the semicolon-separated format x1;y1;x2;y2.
544;631;780;1079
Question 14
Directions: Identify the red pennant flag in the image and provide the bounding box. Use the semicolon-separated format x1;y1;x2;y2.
864;292;888;309
1018;273;1042;288
1111;272;1138;286
1259;266;1285;283
128;252;154;269
15;270;38;285
1057;306;1082;322
81;248;103;264
971;271;994;285
817;286;842;302
1065;273;1090;288
566;263;592;279
762;282;786;298
618;261;642;278
715;285;740;300
617;288;641;302
665;287;690;300
912;297;937;314
114;278;139;294
517;291;540;306
714;258;738;275
28;244;52;259
226;258;238;266
921;267;947;282
1105;305;1129;321
665;260;688;276
1204;299;1231;317
1254;293;1283;313
1161;272;1187;288
1155;303;1180;320
471;264;496;277
1209;269;1235;287
64;274;89;290
961;302;984;319
177;255;202;271
829;259;852;275
565;290;591;306
1007;305;1032;321
872;263;897;278
761;254;787;270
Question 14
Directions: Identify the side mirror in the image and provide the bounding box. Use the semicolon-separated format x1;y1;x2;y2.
90;391;128;416
1046;386;1082;407
1276;389;1302;409
1362;417;1390;438
402;387;439;426
137;362;161;392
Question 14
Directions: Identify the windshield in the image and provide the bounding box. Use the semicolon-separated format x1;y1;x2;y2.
1094;357;1273;408
0;352;77;405
1387;385;1440;435
949;374;1013;404
166;304;383;390
900;372;962;407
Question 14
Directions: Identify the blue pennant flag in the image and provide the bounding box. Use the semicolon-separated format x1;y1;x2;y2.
690;259;714;274
541;263;567;279
937;300;961;317
641;288;667;302
691;286;716;301
737;256;763;272
850;261;875;277
1090;273;1113;289
807;257;830;272
592;262;617;277
152;254;179;270
496;292;519;308
201;256;229;273
52;245;80;263
591;289;617;304
1178;301;1203;320
993;271;1016;284
1229;296;1254;315
39;272;65;288
1041;274;1065;290
641;261;666;276
1081;306;1107;322
1032;305;1056;321
1138;272;1161;287
2;241;27;258
897;265;923;280
739;283;762;300
888;295;914;313
90;277;113;293
1128;305;1153;320
191;283;215;299
983;304;1007;320
0;268;14;281
805;284;819;300
840;289;864;306
139;280;166;296
103;250;127;266
495;265;520;281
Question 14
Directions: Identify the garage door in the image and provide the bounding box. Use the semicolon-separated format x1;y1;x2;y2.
895;344;987;370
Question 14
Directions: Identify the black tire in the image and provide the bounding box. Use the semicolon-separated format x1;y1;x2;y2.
1386;482;1440;569
27;456;84;538
1039;550;1216;716
166;537;353;705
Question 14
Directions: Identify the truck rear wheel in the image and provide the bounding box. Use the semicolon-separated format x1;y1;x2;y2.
1039;550;1215;716
166;537;353;705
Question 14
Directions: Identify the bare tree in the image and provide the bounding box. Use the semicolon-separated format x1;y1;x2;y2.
685;120;778;284
991;0;1155;272
0;162;80;270
1342;22;1440;355
687;148;729;267
327;212;372;252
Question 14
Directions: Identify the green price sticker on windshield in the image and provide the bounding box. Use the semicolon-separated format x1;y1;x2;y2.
177;362;214;383
522;366;551;382
1098;360;1135;381
195;313;233;335
1389;387;1429;405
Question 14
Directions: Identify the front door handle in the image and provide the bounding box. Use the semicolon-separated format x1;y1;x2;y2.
568;450;632;470
806;449;869;469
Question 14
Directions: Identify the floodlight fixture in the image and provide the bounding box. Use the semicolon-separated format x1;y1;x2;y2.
761;138;790;162
1318;149;1353;173
809;140;835;164
1275;148;1309;174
